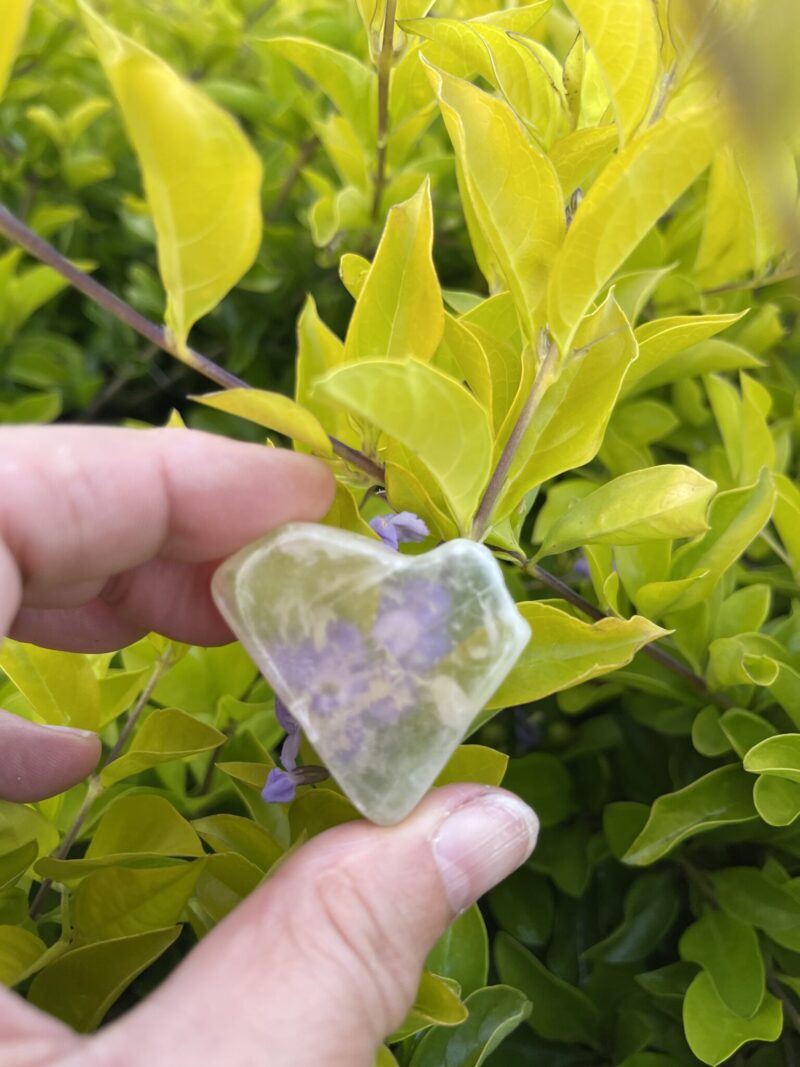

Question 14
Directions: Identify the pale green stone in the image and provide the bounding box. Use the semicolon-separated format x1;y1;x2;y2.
212;524;530;825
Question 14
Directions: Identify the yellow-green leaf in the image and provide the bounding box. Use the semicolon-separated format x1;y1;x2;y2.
429;65;565;341
0;926;46;987
101;707;225;787
80;2;262;350
0;0;31;100
317;359;493;530
564;0;660;145
774;473;800;577
683;972;781;1066
0;643;101;730
547;108;717;354
28;926;181;1032
344;180;443;364
488;602;667;709
536;466;716;558
191;388;333;456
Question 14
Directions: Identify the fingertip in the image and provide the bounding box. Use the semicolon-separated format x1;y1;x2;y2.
0;712;101;802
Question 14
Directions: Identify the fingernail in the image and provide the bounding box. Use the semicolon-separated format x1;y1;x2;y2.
432;790;539;914
39;723;97;739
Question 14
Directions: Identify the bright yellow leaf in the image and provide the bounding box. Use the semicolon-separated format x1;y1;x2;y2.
0;0;32;100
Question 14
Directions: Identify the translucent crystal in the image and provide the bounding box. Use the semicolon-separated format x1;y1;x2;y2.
212;523;531;825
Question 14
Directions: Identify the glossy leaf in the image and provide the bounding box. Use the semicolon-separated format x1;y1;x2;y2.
0;643;101;729
683;972;781;1066
547;108;717;353
409;984;531;1067
317;359;493;529
623;766;758;866
537;466;715;557
0;841;38;892
80;3;262;349
28;926;180;1032
391;971;468;1041
679;910;764;1017
494;933;602;1047
753;776;800;828
435;745;508;788
72;862;205;940
564;0;660;144
101;707;225;786
430;65;564;341
426;905;489;999
344;180;443;365
488;601;666;709
0;925;46;987
192;389;333;456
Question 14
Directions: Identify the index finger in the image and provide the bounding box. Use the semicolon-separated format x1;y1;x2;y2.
0;425;334;637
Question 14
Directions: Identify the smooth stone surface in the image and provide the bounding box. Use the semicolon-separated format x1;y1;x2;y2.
212;524;531;825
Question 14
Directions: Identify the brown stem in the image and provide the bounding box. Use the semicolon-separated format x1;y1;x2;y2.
0;203;384;483
371;0;398;222
472;339;558;541
29;651;173;920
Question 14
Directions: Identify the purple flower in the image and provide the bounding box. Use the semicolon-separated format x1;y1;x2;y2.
374;578;452;671
369;511;429;551
262;765;330;804
275;695;301;771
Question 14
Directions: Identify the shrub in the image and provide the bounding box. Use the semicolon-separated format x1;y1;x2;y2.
1;0;800;1063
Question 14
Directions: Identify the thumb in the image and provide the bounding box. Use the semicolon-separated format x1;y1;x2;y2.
0;710;101;802
94;784;538;1067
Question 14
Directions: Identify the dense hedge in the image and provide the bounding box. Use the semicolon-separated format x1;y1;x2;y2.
1;1;800;1064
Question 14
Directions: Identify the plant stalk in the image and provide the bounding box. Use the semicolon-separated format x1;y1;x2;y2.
28;651;173;920
371;0;398;222
472;339;558;541
0;203;384;483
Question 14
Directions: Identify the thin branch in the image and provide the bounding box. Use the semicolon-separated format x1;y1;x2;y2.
371;0;398;222
0;203;384;483
525;561;732;708
472;339;558;541
702;266;800;296
29;650;174;920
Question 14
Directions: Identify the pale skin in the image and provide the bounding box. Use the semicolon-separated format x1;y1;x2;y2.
0;426;537;1067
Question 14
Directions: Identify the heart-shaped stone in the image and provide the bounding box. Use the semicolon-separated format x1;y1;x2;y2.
212;524;530;825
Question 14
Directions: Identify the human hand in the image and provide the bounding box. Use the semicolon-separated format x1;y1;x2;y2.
0;426;538;1067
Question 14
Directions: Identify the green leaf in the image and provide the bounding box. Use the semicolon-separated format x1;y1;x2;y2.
435;745;508;788
191;389;333;456
374;1047;399;1067
683;972;781;1066
429;65;564;341
0;0;31;99
0;642;101;729
344;180;443;365
295;295;351;444
391;971;468;1041
101;708;225;787
496;294;639;519
258;38;372;140
0;840;38;891
603;801;649;859
719;708;776;759
0;925;46;987
663;468;776;613
502;753;573;828
488;602;666;709
80;2;262;350
624;312;750;396
564;0;660;144
536;465;716;558
28;926;181;1032
494;933;602;1048
489;868;554;948
409;984;531;1067
774;473;800;577
679;910;764;1017
712;867;800;940
623;766;758;866
72;862;205;940
744;735;800;785
427;905;489;999
317;359;493;530
193;814;283;872
586;871;679;964
753;775;800;827
0;800;59;859
547;107;717;353
194;852;262;926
